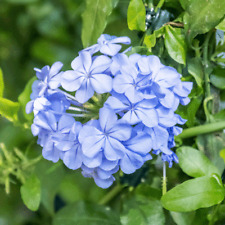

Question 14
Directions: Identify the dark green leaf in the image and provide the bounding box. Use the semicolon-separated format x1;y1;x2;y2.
216;18;225;31
177;146;220;177
0;68;4;97
127;0;146;31
122;196;165;225
0;97;20;122
18;76;36;122
184;0;225;40
210;67;225;90
5;0;38;3
35;160;65;215
187;58;203;87
165;25;187;64
170;211;195;225
20;174;41;211
161;175;225;212
82;0;115;48
196;133;225;174
53;201;121;225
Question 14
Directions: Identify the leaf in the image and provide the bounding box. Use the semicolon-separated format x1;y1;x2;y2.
161;175;225;212
122;196;165;225
177;146;220;177
121;185;165;225
144;33;156;50
179;0;192;10
81;0;115;48
219;149;225;163
165;25;187;65
187;58;203;87
35;160;65;215
0;68;4;97
127;0;146;31
18;76;36;122
184;0;225;41
210;67;225;90
0;97;20;122
196;133;225;174
53;201;121;225
5;0;38;3
20;174;41;211
170;211;195;225
216;18;225;31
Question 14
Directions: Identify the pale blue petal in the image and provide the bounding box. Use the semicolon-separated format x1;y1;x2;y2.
90;74;112;93
136;108;158;127
90;55;111;74
80;51;92;73
49;61;63;77
83;151;102;168
75;79;94;103
99;107;117;132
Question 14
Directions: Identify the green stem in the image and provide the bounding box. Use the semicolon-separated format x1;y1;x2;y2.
99;184;125;205
177;121;225;139
155;0;165;12
162;161;167;195
203;30;214;121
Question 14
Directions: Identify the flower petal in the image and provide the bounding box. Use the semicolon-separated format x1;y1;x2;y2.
75;79;94;103
90;74;112;94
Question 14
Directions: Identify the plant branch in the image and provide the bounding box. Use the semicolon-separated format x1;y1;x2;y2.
99;184;126;205
177;121;225;139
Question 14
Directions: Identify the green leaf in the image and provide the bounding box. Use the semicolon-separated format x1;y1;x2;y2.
35;160;65;215
170;211;195;225
220;149;225;163
18;76;36;122
127;0;146;31
0;68;4;98
53;201;121;225
216;18;225;31
184;0;225;41
161;175;225;212
179;0;192;10
210;67;225;90
0;97;20;122
196;133;225;174
144;33;156;50
121;185;165;225
165;25;187;65
187;58;203;87
122;196;165;225
81;0;115;48
20;174;41;211
5;0;38;3
177;146;220;177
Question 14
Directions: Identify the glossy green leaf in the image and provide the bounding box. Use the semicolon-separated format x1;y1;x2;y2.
210;67;225;90
184;0;225;40
0;68;4;98
18;76;36;122
177;146;220;177
179;0;192;10
220;149;225;163
53;201;121;225
121;185;165;225
82;0;115;48
216;18;225;31
122;196;165;225
127;0;146;31
20;174;41;211
187;58;203;87
196;134;225;174
170;211;195;225
165;25;187;64
0;97;20;122
35;160;65;215
161;175;225;212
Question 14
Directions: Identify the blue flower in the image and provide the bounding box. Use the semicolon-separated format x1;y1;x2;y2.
105;93;158;127
120;131;152;174
61;51;112;103
79;107;132;161
84;34;131;56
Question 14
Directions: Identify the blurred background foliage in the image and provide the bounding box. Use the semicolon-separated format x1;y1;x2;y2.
0;0;225;224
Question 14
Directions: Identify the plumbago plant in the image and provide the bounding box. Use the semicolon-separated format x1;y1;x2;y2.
0;0;225;224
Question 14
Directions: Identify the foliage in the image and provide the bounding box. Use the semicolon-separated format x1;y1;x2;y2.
0;0;225;224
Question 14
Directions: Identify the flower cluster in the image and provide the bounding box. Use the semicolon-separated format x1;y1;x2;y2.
27;34;192;188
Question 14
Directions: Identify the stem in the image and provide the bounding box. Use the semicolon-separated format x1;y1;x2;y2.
177;121;225;139
162;161;167;195
68;106;89;113
203;30;214;122
155;0;165;12
99;184;125;205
